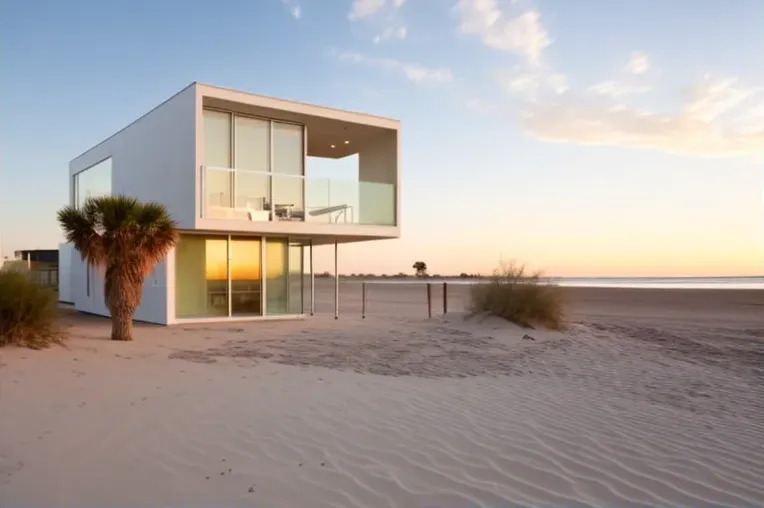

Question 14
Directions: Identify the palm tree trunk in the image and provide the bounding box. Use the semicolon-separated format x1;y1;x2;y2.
111;309;133;341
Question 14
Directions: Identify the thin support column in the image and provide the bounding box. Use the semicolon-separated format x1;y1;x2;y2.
334;240;339;320
309;240;315;316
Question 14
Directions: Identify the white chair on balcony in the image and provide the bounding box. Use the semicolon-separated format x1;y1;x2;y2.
240;196;270;222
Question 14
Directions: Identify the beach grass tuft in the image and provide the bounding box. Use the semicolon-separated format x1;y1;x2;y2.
0;266;63;349
469;261;565;330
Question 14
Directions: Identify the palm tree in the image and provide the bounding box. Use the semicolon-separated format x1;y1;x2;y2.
412;261;427;278
57;195;178;341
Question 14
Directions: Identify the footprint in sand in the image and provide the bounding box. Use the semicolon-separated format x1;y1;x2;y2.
0;453;24;485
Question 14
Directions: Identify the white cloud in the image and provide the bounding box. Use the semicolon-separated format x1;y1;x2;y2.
589;80;650;98
349;0;404;20
501;70;568;98
625;51;650;74
336;50;453;85
454;0;550;65
521;77;764;157
374;26;407;43
684;76;760;122
279;0;301;19
349;0;385;19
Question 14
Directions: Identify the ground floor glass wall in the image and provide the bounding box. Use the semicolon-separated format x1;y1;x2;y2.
175;234;306;319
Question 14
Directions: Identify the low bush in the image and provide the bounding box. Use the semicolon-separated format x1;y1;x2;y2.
469;261;564;330
0;267;62;349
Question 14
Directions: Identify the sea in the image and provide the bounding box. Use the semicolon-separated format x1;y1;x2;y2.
367;276;764;290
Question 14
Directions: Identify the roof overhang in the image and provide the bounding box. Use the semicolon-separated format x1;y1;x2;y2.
197;83;399;159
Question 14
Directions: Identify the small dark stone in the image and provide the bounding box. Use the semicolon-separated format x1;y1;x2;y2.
321;462;325;467
522;334;535;341
220;472;225;476
298;463;303;467
248;486;255;493
205;476;210;480
222;458;226;462
228;468;232;473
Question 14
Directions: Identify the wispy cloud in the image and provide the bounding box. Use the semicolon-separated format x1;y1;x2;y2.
521;77;764;157
348;0;404;20
500;68;568;98
453;0;550;66
374;26;407;44
589;80;650;98
335;50;453;85
625;51;650;74
279;0;301;19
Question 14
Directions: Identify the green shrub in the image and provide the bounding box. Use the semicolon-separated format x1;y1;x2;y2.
469;261;564;330
0;267;62;349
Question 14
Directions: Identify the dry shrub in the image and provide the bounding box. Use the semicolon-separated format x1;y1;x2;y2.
469;261;564;330
0;266;63;349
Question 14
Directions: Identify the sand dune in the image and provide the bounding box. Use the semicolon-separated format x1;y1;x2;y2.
1;286;763;507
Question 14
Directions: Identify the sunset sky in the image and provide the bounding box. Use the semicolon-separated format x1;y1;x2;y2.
1;0;762;277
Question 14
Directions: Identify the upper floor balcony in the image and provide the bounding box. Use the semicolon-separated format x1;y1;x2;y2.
197;92;400;236
202;166;395;226
68;82;400;238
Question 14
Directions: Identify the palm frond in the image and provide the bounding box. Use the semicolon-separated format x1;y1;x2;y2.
57;205;106;266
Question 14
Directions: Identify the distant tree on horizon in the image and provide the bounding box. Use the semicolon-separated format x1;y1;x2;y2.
413;261;428;278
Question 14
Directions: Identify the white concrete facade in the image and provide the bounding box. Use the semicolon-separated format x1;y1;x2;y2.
62;82;401;325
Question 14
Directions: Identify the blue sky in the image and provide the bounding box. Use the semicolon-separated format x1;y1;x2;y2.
1;0;762;276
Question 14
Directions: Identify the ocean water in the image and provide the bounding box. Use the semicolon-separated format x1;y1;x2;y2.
547;276;764;290
367;277;764;290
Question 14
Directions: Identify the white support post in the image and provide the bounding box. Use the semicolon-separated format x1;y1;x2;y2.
334;240;339;320
262;237;268;316
309;240;315;316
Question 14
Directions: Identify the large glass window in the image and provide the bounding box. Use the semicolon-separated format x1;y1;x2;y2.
201;109;306;221
175;235;229;318
230;237;262;316
265;238;288;315
175;234;305;318
288;242;305;314
234;116;270;213
272;122;304;218
204;110;233;210
73;157;112;208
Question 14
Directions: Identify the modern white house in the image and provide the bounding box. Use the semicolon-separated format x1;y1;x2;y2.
59;82;400;325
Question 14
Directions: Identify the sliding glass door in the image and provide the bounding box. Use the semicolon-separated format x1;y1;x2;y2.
175;234;305;319
175;235;229;318
230;237;262;316
265;238;288;314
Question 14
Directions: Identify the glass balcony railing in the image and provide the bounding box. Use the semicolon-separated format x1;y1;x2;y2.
202;166;396;226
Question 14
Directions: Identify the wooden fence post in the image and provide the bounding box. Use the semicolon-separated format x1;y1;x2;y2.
362;282;366;319
427;283;432;318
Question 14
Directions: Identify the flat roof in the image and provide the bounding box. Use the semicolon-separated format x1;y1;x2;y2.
72;82;399;162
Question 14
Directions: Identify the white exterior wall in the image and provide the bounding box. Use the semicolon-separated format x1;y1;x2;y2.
67;85;197;325
57;243;74;303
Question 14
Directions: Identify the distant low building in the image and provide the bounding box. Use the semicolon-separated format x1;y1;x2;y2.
14;249;59;268
9;249;59;289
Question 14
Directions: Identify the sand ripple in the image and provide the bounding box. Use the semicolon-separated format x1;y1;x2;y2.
1;313;762;507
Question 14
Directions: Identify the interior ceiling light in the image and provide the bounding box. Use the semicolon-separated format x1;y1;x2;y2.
344;140;350;144
330;144;336;148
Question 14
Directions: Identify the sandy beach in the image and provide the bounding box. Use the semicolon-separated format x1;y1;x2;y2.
1;282;763;507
